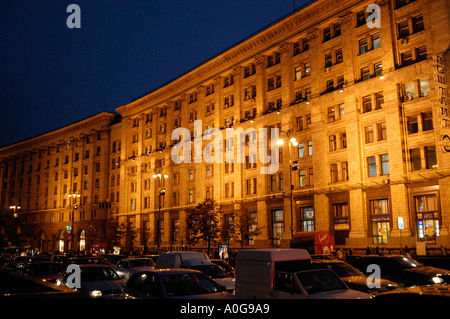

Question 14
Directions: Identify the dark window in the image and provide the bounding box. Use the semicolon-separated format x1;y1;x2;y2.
412;15;424;33
422;112;433;131
425;146;437;169
398;20;409;38
410;148;421;171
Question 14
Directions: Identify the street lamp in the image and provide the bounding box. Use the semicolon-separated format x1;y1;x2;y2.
153;173;169;250
278;129;298;237
9;205;21;218
68;193;81;252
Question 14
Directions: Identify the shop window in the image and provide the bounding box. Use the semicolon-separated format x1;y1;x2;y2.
333;203;349;229
415;194;439;242
370;199;391;244
272;209;284;246
300;207;315;232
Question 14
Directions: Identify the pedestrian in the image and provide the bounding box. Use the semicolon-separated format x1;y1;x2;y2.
375;246;380;255
365;247;371;255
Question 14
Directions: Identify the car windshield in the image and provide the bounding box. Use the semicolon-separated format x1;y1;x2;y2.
190;265;228;278
392;256;423;269
296;269;347;295
80;267;121;281
129;259;155;268
161;273;222;296
327;262;364;277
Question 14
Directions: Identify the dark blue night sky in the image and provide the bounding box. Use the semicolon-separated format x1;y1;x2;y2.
0;0;312;148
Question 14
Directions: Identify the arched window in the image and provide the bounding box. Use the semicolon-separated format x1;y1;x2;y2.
79;230;86;251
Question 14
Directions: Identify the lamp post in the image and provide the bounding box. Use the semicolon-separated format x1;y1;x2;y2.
9;205;21;218
152;173;168;250
277;129;298;237
68;193;80;252
9;204;21;246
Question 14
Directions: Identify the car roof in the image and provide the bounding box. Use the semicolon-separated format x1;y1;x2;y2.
312;259;345;264
77;264;114;268
131;268;204;275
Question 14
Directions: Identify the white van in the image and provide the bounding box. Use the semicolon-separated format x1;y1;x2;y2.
155;251;210;269
235;249;369;299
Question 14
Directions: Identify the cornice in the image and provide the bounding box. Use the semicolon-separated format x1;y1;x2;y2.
0;112;116;157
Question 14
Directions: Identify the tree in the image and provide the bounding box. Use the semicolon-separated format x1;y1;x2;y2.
234;205;261;249
187;199;222;256
113;218;136;253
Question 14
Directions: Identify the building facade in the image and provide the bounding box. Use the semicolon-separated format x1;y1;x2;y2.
0;113;117;253
1;0;450;254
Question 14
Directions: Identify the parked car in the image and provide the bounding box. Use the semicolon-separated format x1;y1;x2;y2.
210;259;235;277
374;284;450;300
311;259;398;294
413;255;450;271
347;255;450;287
189;263;235;293
122;269;236;299
57;264;125;298
155;251;234;293
61;256;111;269
114;258;155;280
21;262;64;283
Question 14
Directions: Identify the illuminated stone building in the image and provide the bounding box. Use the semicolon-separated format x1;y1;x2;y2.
1;0;450;254
115;0;450;252
0;113;117;253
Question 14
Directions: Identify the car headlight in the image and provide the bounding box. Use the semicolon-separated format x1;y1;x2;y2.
89;290;103;297
431;276;444;284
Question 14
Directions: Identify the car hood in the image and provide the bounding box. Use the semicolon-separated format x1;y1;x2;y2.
129;266;155;272
81;279;125;292
308;289;370;299
212;277;235;290
405;266;450;277
342;275;398;290
168;291;237;299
